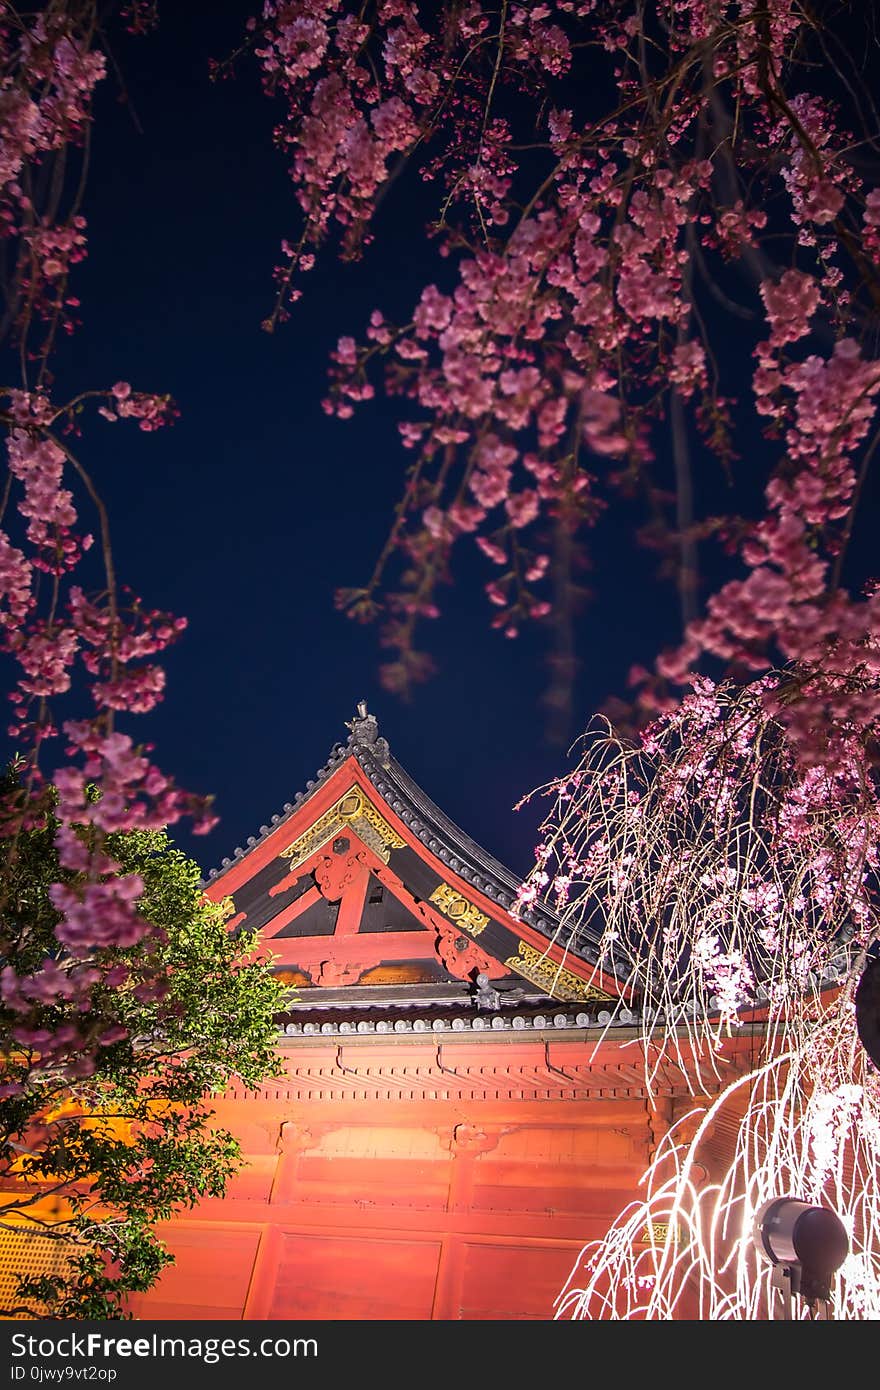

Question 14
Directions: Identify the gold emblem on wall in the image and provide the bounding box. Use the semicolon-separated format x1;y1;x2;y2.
429;883;488;936
503;940;615;1003
641;1222;681;1246
280;786;405;871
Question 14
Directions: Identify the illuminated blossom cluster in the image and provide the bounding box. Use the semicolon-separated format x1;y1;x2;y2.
516;678;880;1038
0;8;105;344
661;309;880;766
7;426;81;568
515;680;880;1317
253;2;879;724
251;0;438;311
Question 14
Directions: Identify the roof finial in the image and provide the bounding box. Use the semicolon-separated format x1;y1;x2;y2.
346;700;378;744
345;700;390;765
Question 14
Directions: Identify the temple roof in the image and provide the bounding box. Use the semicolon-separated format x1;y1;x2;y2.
203;703;624;1007
205;701;602;963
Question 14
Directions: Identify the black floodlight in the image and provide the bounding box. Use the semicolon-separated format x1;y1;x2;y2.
753;1197;849;1312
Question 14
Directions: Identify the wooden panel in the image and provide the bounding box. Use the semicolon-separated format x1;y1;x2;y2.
309;1125;448;1158
221;1156;277;1203
490;1123;646;1163
128;1225;261;1320
293;1156;450;1212
446;1238;582;1320
468;1124;646;1219
471;1164;638;1218
265;1230;442;1320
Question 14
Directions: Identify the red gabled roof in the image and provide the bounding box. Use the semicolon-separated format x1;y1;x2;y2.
205;704;626;1007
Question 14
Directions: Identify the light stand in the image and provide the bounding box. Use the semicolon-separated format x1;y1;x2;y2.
769;1262;800;1320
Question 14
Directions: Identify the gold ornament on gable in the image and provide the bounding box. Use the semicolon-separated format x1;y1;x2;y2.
280;786;405;872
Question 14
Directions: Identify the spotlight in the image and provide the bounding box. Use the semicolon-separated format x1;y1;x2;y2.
752;1197;849;1318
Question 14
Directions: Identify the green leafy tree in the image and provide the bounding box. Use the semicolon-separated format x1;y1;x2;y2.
0;779;285;1319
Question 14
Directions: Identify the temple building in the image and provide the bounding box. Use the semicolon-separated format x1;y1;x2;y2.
128;704;741;1321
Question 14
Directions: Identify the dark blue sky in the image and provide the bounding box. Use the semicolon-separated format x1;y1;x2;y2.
37;1;876;883
27;0;675;882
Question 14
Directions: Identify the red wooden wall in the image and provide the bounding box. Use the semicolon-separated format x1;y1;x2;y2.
128;1036;657;1321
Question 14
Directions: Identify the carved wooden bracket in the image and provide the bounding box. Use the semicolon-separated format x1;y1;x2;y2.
433;920;506;982
313;844;367;903
316;960;361;987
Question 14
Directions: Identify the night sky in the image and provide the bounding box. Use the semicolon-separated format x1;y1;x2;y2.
17;0;663;883
27;1;873;885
